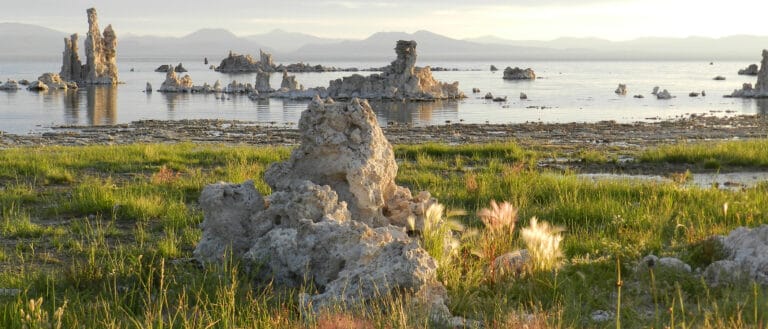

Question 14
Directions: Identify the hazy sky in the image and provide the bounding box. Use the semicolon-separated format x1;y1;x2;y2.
2;0;766;40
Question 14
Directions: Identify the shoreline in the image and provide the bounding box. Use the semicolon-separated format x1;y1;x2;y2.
1;114;767;149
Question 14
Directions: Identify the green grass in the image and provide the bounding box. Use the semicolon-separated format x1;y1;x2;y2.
0;141;767;328
639;139;768;167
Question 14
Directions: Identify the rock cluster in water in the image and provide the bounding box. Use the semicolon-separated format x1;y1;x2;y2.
729;49;768;98
59;8;118;85
502;66;536;80
321;40;464;100
155;63;187;73
194;96;450;315
215;50;275;73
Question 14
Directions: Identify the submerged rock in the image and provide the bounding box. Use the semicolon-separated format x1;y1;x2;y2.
502;67;536;80
729;49;768;98
713;76;726;81
194;96;448;314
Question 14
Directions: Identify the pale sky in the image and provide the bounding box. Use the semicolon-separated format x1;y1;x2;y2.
2;0;766;40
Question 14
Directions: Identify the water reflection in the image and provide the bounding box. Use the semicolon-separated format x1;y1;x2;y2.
757;98;768;116
162;92;190;114
368;100;459;126
86;86;117;125
63;90;81;123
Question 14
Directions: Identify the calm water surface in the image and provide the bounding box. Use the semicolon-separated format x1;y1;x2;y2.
1;59;766;135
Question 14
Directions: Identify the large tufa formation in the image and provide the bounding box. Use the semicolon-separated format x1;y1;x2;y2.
325;40;464;100
59;8;118;85
194;96;448;312
729;49;768;98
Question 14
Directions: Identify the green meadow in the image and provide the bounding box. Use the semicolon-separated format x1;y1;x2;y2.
1;140;767;328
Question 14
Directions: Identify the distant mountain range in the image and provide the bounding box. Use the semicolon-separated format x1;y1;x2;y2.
1;22;767;63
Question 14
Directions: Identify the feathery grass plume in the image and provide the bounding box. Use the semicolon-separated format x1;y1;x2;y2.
521;217;564;272
477;200;518;234
420;202;464;268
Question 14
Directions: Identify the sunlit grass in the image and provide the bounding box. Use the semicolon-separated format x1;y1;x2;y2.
0;140;766;328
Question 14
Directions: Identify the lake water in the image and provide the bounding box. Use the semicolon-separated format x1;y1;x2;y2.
1;59;767;135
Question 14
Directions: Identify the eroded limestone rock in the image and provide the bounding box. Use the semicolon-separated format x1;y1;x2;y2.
60;34;83;82
0;79;20;91
37;73;77;90
194;96;447;313
84;8;118;85
280;71;302;91
739;64;759;76
615;84;627;95
502;67;536;80
57;8;117;85
704;225;768;286
158;69;193;92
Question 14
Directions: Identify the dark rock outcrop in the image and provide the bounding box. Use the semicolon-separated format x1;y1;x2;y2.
502;67;536;80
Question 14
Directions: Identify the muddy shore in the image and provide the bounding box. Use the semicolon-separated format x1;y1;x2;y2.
2;114;766;150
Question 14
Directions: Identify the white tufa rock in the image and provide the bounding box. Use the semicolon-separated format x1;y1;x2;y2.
83;8;118;84
37;73;77;90
704;225;768;286
158;69;193;92
638;255;691;273
195;96;449;314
